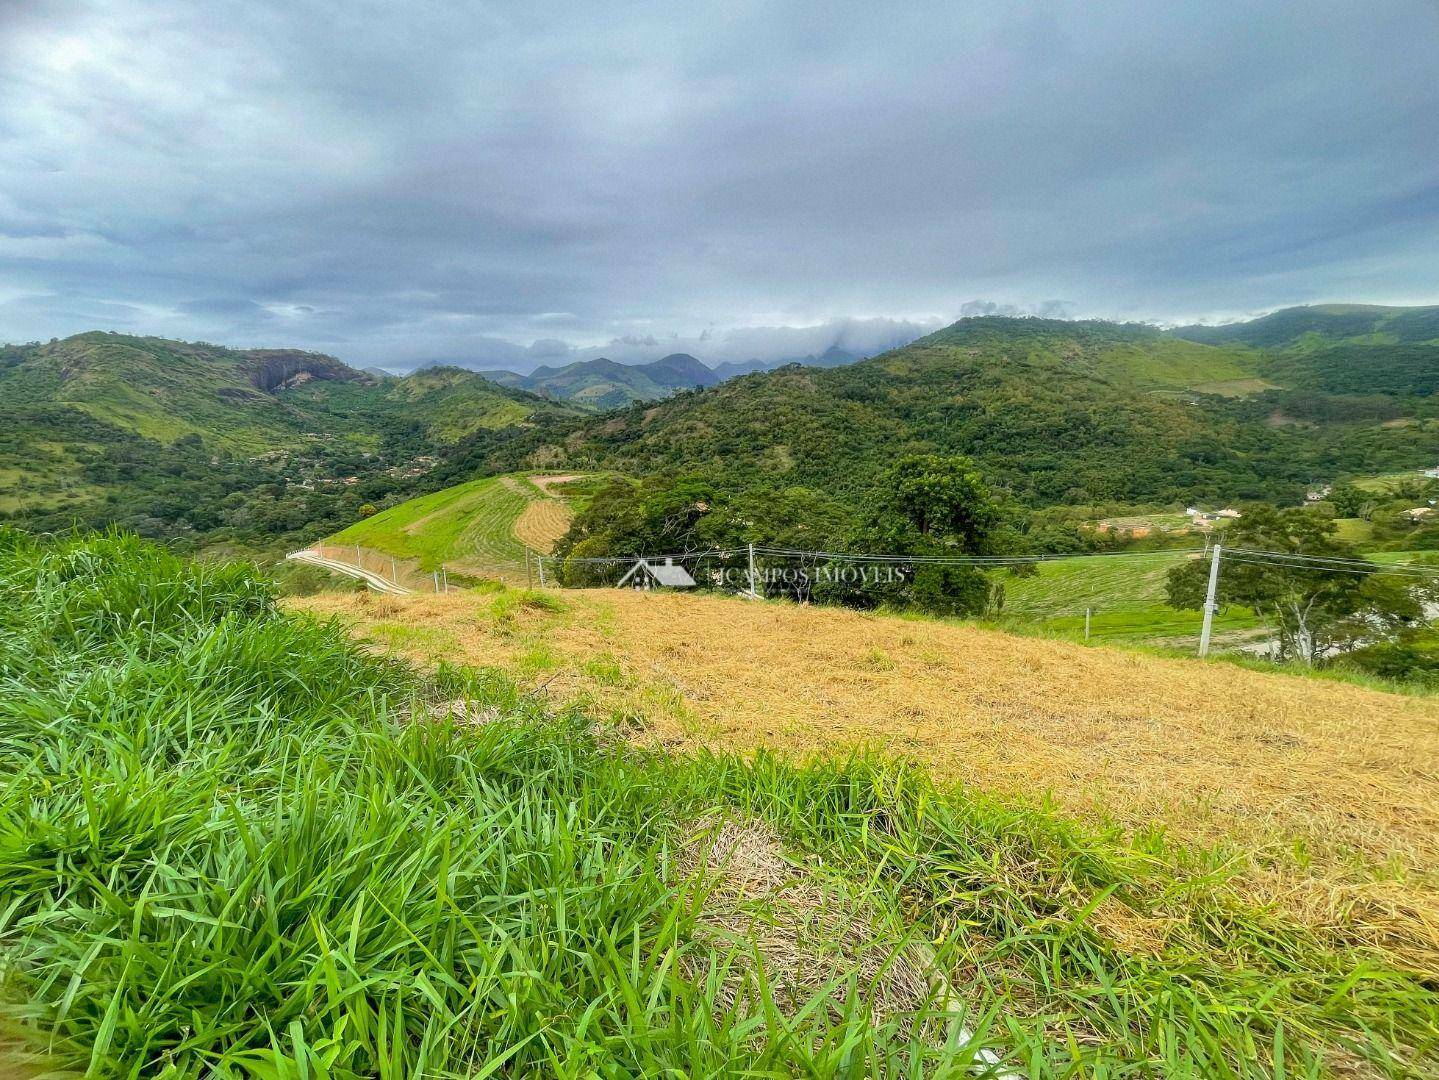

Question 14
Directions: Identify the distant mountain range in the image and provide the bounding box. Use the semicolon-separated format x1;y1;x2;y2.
441;344;870;409
475;353;719;410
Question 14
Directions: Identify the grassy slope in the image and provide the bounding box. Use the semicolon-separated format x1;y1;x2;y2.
995;550;1261;642
996;546;1437;644
327;472;595;569
6;533;1439;1076
1172;303;1439;349
303;585;1439;893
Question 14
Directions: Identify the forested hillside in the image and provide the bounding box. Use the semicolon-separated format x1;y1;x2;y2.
488;317;1436;508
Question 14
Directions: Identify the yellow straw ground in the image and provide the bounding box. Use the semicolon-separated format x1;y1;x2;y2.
511;498;572;554
291;587;1439;971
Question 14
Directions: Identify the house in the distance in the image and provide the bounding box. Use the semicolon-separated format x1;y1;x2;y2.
616;557;697;591
1424;467;1439;479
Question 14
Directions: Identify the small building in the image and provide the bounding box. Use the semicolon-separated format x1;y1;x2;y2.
1423;467;1439;479
616;557;697;590
1215;508;1242;519
1403;507;1436;522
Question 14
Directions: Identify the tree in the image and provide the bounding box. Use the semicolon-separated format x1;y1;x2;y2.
1166;505;1433;663
817;455;1018;616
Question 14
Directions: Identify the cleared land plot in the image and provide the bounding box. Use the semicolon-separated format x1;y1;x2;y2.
327;472;591;575
295;586;1439;973
1189;377;1279;397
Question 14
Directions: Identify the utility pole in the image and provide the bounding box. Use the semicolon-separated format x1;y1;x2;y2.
1198;543;1222;657
747;542;758;598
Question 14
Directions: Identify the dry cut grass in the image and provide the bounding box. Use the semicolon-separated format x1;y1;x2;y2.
511;498;572;554
292;587;1439;973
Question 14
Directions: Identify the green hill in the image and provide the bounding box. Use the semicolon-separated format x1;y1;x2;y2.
288;364;575;446
1172;303;1439;350
0;333;574;547
0;332;370;451
494;316;1436;508
1171;306;1439;406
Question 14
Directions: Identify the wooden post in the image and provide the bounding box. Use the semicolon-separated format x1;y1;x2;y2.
747;543;757;598
525;549;533;588
537;556;547;587
433;570;440;594
1198;544;1222;657
1084;607;1091;641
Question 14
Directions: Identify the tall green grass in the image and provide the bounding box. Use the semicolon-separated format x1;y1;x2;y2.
0;530;1435;1077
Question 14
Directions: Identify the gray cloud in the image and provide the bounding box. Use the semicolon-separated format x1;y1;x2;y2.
1;0;1436;370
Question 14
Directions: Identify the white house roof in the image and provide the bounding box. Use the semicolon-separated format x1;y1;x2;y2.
616;558;697;588
647;561;697;587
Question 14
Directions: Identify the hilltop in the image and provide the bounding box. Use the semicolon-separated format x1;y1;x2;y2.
0;331;370;451
1170;305;1439;401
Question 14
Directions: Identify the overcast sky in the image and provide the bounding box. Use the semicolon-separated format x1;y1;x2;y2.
2;1;1437;371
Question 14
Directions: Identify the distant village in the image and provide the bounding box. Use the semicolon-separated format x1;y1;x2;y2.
1087;465;1439;540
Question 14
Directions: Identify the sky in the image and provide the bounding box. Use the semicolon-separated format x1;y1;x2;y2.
1;1;1437;372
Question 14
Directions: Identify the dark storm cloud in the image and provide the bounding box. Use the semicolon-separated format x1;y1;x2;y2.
1;0;1436;369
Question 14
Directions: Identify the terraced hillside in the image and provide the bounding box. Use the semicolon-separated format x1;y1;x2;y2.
326;473;598;573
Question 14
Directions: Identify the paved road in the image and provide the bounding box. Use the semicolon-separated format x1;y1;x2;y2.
285;549;412;595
